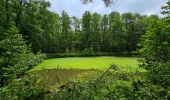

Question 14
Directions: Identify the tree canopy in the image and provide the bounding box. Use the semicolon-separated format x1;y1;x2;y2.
81;0;116;6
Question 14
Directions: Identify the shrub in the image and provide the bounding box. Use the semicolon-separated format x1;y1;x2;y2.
0;73;48;100
147;62;170;88
133;82;168;99
27;53;46;69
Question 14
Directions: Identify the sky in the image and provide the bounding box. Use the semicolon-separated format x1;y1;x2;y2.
48;0;168;18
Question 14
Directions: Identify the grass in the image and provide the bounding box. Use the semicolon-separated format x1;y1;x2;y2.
37;69;99;88
31;56;143;72
30;56;145;88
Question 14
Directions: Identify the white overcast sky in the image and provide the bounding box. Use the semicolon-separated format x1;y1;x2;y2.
48;0;168;18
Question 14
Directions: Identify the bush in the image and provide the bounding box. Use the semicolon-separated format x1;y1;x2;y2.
147;62;170;88
27;53;46;69
0;73;48;100
45;52;136;59
1;65;169;100
133;82;168;99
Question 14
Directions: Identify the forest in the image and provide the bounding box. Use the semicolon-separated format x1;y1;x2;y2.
0;0;170;99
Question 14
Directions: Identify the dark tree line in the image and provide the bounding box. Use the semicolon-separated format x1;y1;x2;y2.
0;0;160;55
17;10;160;54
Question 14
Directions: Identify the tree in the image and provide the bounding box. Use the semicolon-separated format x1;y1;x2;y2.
101;14;109;52
41;12;61;53
16;0;51;53
161;0;170;22
81;0;116;6
61;10;71;52
91;12;102;52
71;16;81;52
122;13;135;52
139;0;170;67
0;0;47;87
139;19;167;67
81;11;92;50
109;12;125;52
161;0;170;56
161;0;170;62
132;14;148;52
138;0;170;87
0;27;33;86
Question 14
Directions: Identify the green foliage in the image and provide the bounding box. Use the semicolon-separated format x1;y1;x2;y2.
1;67;168;100
61;11;72;52
0;73;48;100
109;12;126;51
0;0;170;99
81;0;116;7
122;13;148;52
147;62;170;88
0;0;148;55
132;82;169;99
0;27;29;66
0;27;45;86
45;68;168;100
0;0;157;55
0;27;30;85
138;19;170;68
82;11;92;50
138;0;170;94
82;47;94;55
161;0;170;22
27;53;46;69
91;13;102;52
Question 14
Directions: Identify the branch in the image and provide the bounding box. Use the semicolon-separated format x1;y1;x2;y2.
81;0;116;7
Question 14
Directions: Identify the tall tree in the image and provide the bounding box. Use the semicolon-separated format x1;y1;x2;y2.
122;13;135;52
101;14;109;52
161;0;170;62
0;27;34;86
138;1;170;87
91;12;102;52
138;16;170;68
17;0;51;53
109;12;125;52
71;16;81;51
42;12;61;53
161;0;170;22
81;11;92;50
61;10;71;52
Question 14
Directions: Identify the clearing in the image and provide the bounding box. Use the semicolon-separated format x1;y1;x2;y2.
31;56;145;87
32;56;141;71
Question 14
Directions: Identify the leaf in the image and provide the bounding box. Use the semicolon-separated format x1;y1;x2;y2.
162;41;168;45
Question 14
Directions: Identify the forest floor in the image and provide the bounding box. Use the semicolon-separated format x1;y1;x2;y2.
30;56;146;89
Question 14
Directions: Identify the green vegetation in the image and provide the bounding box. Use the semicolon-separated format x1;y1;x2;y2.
0;0;170;99
30;57;143;88
32;57;140;71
